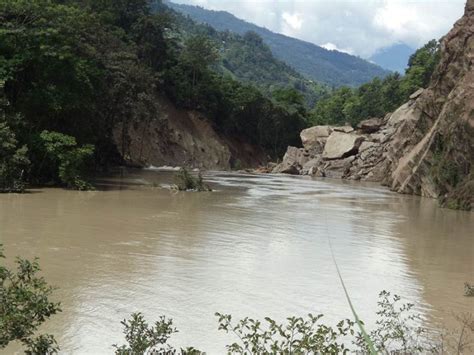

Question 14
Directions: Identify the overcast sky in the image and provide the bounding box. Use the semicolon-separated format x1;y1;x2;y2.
171;0;466;58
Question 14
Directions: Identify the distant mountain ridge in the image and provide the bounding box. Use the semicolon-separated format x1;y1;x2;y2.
370;43;415;74
166;1;390;87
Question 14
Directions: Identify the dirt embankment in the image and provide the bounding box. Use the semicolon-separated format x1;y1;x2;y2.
114;98;267;170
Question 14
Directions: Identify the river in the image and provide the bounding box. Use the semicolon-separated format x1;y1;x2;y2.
0;169;472;354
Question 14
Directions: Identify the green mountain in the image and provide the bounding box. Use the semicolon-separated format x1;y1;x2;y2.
165;1;390;87
163;5;328;105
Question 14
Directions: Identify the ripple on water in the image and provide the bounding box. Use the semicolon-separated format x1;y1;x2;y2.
0;170;472;354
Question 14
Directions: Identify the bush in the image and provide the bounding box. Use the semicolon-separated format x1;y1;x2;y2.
174;168;211;192
113;313;201;355
0;245;61;354
115;292;474;354
39;131;94;190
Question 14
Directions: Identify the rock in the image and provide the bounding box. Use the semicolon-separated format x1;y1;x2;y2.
272;0;473;210
300;125;333;153
272;146;309;175
359;141;376;152
322;132;365;160
321;156;356;179
383;0;474;209
301;157;323;175
358;118;382;133
333;126;354;133
409;88;424;100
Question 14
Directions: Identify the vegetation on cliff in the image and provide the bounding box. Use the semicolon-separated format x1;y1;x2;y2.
310;40;440;127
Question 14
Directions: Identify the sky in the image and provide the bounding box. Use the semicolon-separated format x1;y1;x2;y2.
171;0;466;58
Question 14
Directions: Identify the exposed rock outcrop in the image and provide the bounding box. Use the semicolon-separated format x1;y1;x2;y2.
273;0;474;210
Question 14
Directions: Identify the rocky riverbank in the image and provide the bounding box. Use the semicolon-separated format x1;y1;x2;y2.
273;0;474;210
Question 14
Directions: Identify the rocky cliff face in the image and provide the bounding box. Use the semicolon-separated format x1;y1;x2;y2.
114;98;267;170
274;0;474;210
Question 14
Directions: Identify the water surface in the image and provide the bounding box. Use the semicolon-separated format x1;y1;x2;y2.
0;170;472;353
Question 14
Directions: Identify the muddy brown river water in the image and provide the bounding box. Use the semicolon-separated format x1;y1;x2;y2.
0;169;472;354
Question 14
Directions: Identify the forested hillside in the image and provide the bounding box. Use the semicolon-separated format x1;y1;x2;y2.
309;40;440;126
165;1;390;87
0;0;309;191
160;4;328;105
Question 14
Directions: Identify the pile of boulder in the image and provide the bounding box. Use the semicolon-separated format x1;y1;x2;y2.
272;0;474;211
272;99;408;183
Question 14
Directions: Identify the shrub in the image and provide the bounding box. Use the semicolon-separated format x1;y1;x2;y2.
115;293;473;354
113;313;201;355
39;131;94;190
0;245;61;354
174;168;211;192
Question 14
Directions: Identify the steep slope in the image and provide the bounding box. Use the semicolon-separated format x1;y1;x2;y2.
166;1;389;87
273;0;474;210
114;98;268;170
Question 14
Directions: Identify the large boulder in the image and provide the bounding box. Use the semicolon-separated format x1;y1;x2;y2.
322;132;365;160
300;125;333;153
272;146;310;174
321;156;356;179
358;118;382;133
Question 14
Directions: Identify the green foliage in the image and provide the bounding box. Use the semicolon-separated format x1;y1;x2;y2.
0;121;29;192
1;0;311;180
0;84;29;192
113;313;177;355
174;168;211;192
216;313;355;354
115;292;473;354
113;312;201;355
0;246;61;354
356;291;426;354
39;131;94;190
164;6;328;105
310;40;440;127
400;40;440;98
166;1;389;87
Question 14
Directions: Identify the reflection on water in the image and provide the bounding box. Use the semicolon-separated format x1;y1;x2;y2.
0;170;472;354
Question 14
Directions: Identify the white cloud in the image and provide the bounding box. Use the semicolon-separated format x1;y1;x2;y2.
171;0;466;57
282;12;303;31
320;42;353;55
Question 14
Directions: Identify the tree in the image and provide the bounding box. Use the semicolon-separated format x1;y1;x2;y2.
401;39;440;97
0;83;29;193
309;39;440;127
272;87;307;116
0;121;29;192
181;35;219;88
0;246;61;354
39;131;94;190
